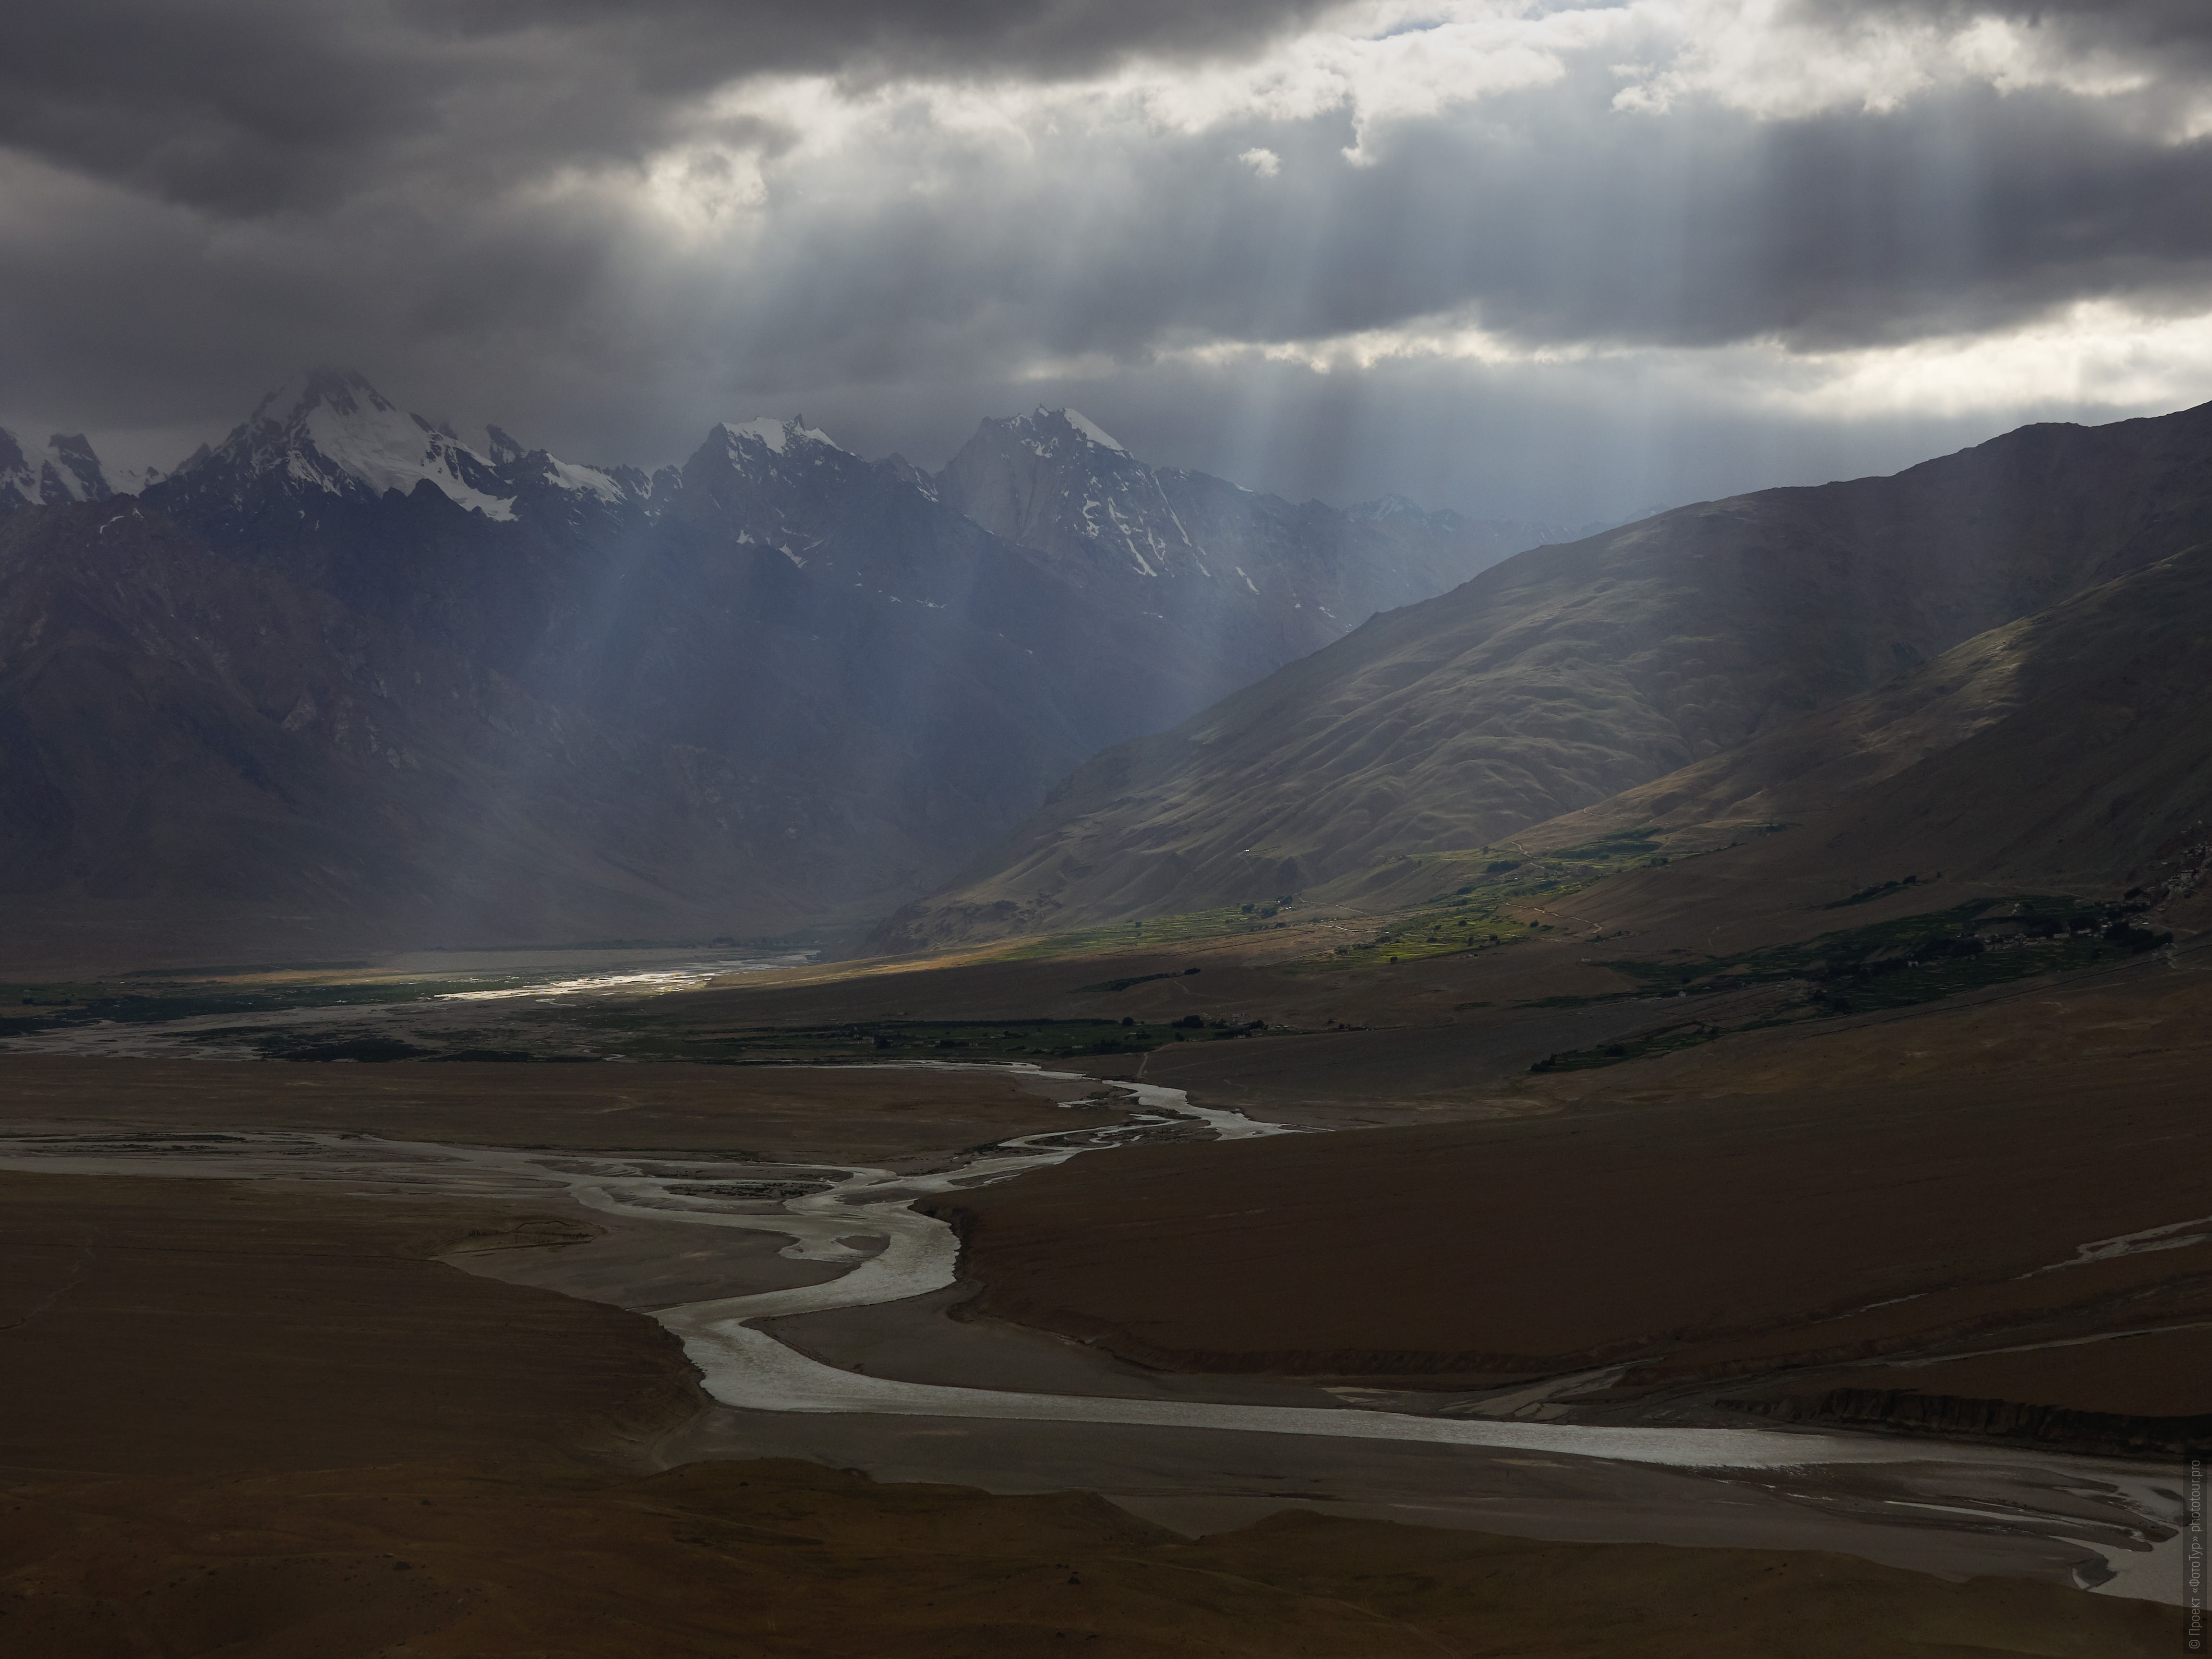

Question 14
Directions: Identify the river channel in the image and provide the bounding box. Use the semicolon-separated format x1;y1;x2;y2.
0;1066;2186;1603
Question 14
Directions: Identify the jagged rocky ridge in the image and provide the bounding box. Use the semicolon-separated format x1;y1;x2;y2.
937;407;1566;672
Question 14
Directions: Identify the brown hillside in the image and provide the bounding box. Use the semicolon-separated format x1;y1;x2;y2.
878;400;2212;950
1455;535;2212;943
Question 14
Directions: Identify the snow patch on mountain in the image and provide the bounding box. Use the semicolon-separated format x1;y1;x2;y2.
535;454;631;504
165;370;658;519
717;417;842;457
206;369;515;519
1055;409;1127;453
0;428;114;507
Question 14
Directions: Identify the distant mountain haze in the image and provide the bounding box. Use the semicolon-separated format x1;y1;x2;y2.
937;407;1566;673
0;502;811;958
878;400;2212;950
0;373;1535;966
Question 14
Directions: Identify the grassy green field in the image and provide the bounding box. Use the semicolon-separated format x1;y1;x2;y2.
1287;825;1686;973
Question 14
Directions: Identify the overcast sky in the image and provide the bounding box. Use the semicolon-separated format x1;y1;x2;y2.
5;0;2210;520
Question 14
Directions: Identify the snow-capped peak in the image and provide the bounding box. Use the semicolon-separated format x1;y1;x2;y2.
1040;407;1127;454
0;427;115;507
216;368;514;519
715;416;842;456
179;369;644;518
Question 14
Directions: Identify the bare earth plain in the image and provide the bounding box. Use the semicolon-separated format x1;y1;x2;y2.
0;913;2200;1651
0;1055;1114;1164
931;953;2212;1426
0;1155;2173;1656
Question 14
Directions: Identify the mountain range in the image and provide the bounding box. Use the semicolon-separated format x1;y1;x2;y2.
880;399;2212;949
0;372;1537;966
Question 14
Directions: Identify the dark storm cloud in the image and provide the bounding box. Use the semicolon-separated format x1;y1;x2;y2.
667;70;2212;372
0;0;1333;214
434;0;1347;84
1396;81;2212;353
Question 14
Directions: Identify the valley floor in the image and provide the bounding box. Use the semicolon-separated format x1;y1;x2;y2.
0;882;2204;1652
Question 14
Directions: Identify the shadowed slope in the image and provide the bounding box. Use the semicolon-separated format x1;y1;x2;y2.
1518;535;2212;887
0;501;907;962
1320;531;2212;925
878;401;2212;949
